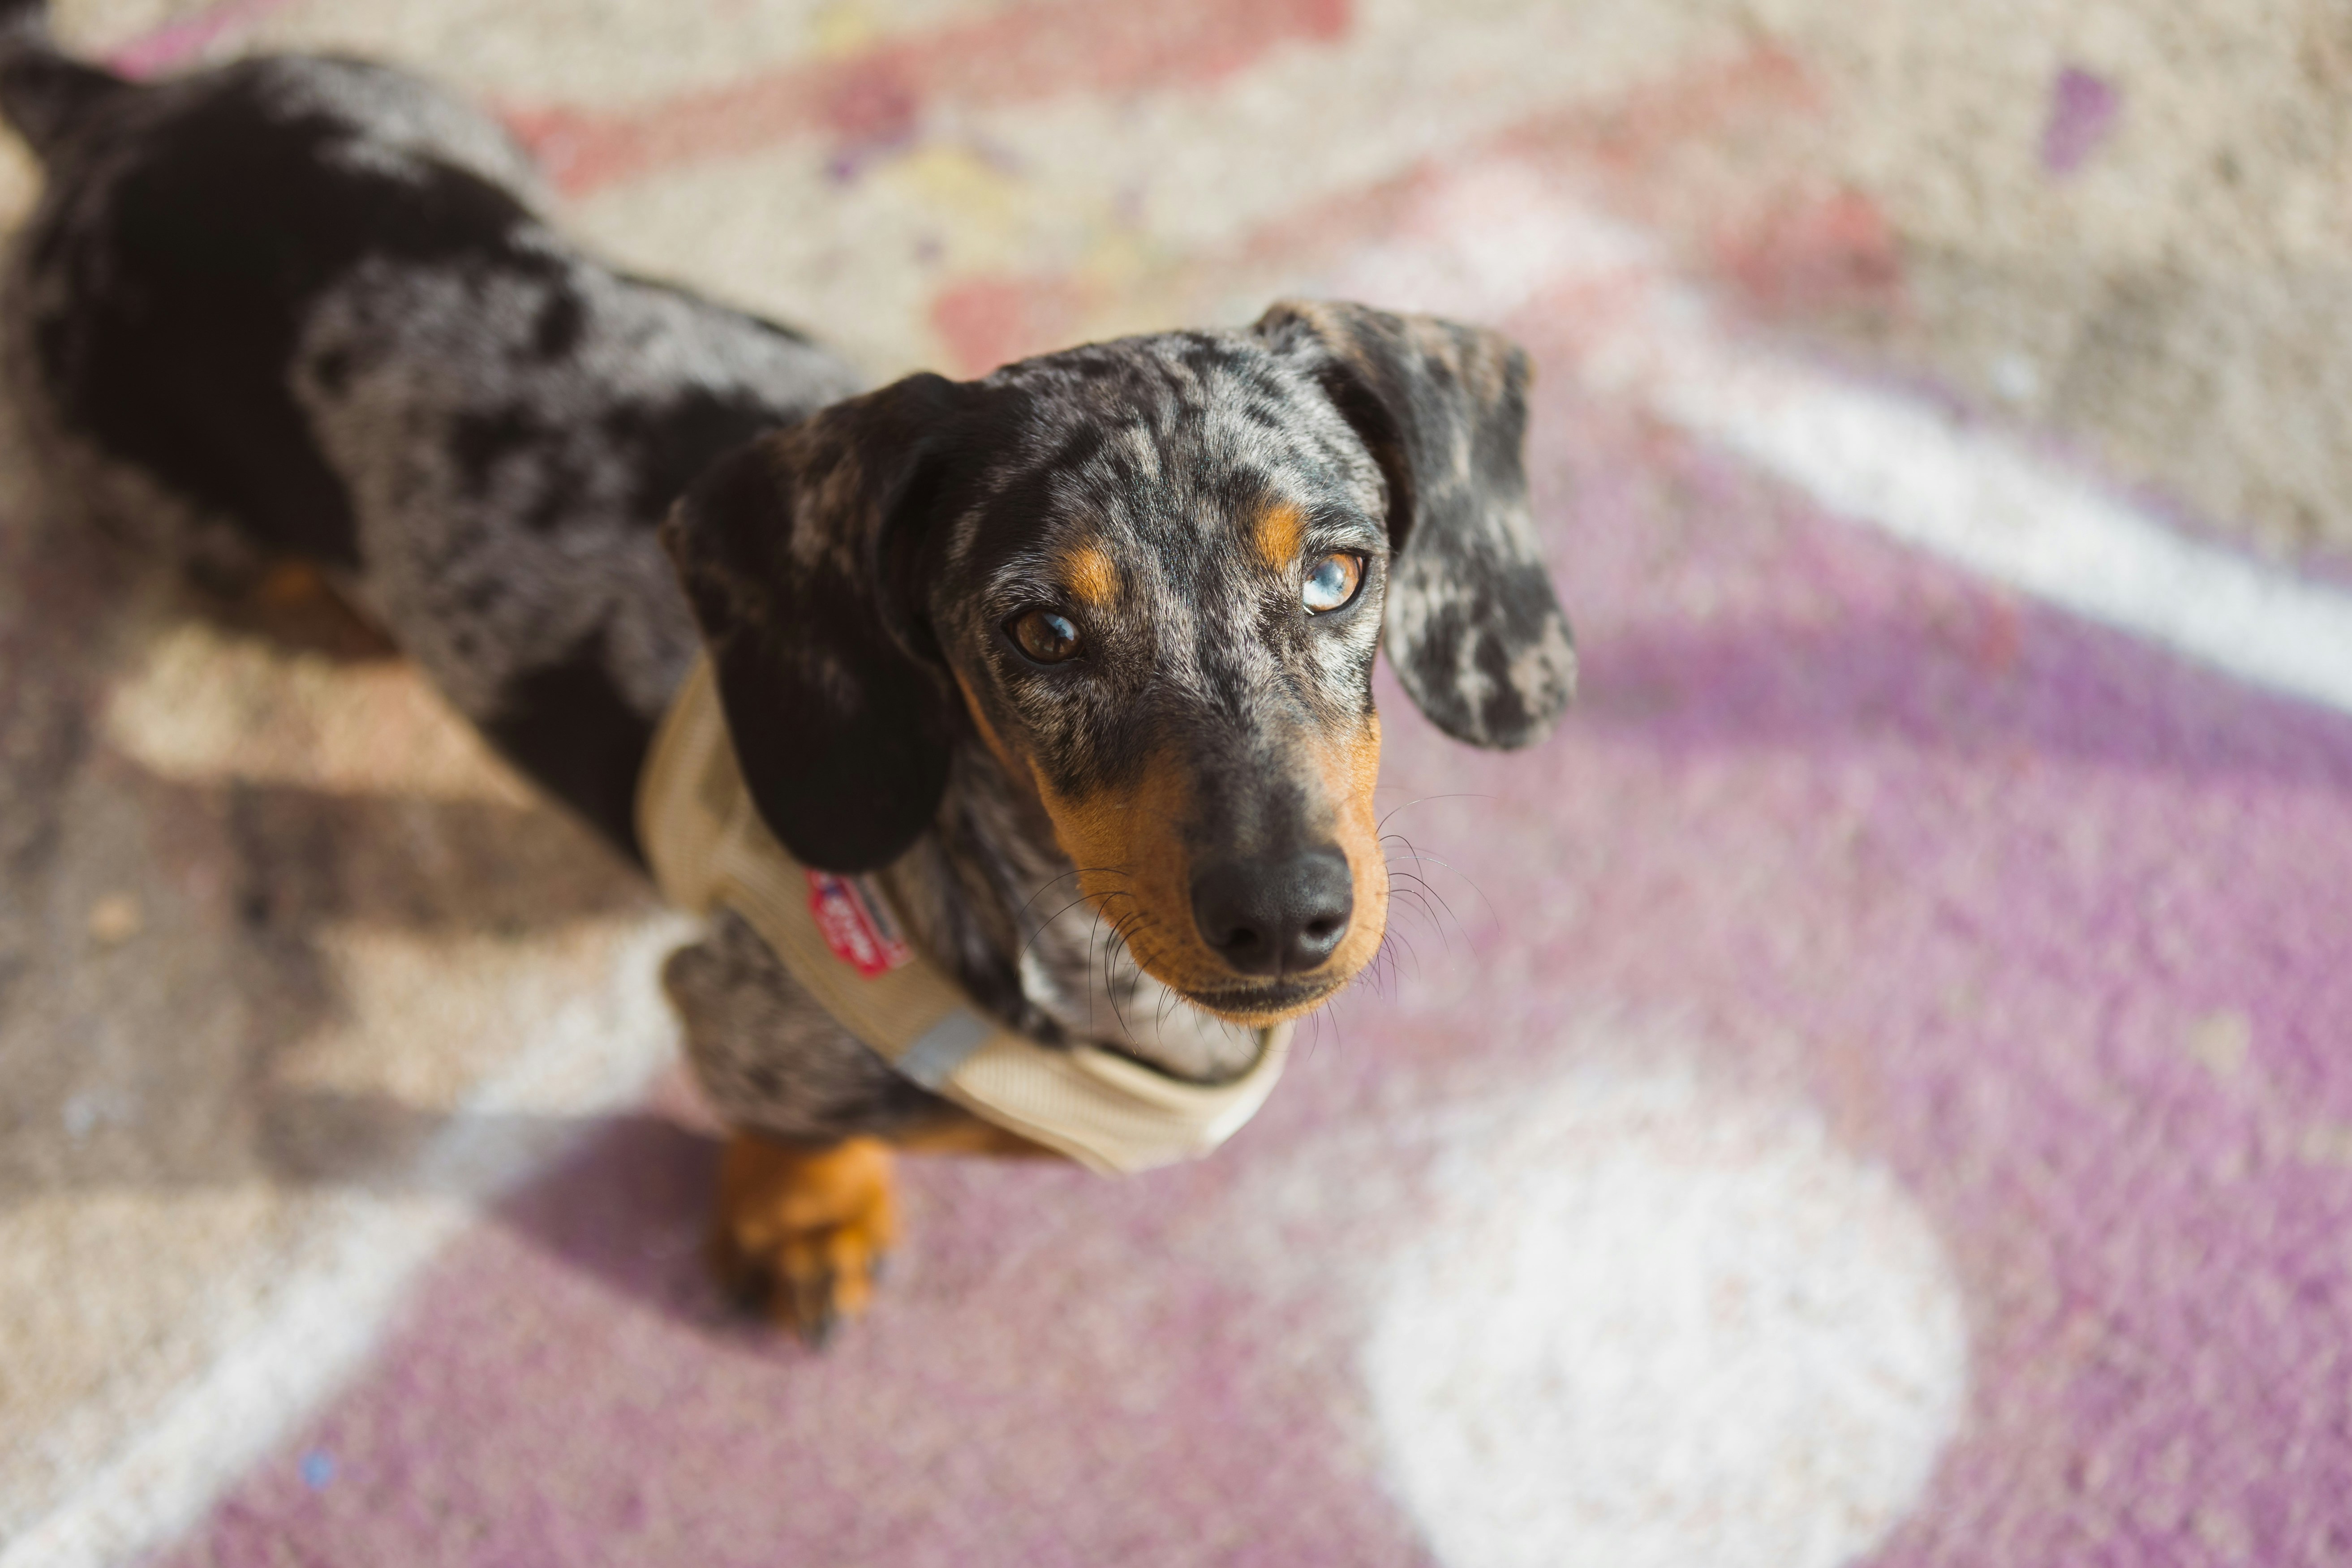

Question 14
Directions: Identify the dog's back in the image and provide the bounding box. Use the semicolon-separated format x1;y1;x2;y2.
0;5;862;852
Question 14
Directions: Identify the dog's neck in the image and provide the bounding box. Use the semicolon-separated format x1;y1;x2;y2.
876;745;1267;1086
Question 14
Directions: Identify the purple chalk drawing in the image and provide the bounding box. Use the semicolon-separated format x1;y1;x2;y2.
2041;65;2119;176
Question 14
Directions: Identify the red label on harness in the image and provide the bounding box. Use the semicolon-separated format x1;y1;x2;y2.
806;871;912;977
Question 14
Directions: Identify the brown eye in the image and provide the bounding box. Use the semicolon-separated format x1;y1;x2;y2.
1302;552;1365;614
1008;608;1083;664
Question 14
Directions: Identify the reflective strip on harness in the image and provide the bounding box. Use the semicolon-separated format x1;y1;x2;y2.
634;657;1291;1175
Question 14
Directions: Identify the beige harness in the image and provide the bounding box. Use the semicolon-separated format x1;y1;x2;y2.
635;658;1292;1174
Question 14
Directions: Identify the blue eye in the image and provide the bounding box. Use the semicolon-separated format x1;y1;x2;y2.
1302;553;1365;614
1009;608;1083;663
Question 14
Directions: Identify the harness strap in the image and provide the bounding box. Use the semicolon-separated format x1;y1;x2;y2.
636;657;1290;1174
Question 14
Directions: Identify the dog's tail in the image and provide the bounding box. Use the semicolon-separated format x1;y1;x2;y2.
0;0;129;159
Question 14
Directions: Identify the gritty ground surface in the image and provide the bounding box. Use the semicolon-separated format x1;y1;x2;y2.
4;1;2352;1564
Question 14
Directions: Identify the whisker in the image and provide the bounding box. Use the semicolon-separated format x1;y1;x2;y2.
1383;874;1458;957
1101;909;1161;1040
1373;832;1486;945
1013;865;1135;926
1380;829;1496;933
1083;899;1111;1035
1387;897;1445;955
1319;989;1353;1061
1385;925;1423;986
1020;888;1125;968
1154;976;1182;1034
1356;938;1386;1003
1374;792;1496;837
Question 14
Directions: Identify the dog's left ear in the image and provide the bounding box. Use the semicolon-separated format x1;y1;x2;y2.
660;374;969;872
1254;299;1574;749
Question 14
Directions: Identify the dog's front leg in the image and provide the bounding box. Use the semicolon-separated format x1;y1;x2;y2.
713;1114;1052;1344
710;1131;898;1346
668;912;1058;1341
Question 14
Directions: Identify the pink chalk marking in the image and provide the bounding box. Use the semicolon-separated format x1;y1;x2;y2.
924;43;1891;371
103;0;303;78
504;0;1353;196
1709;185;1904;320
930;274;1099;377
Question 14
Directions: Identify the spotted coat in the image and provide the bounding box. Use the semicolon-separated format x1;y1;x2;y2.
0;31;1574;1141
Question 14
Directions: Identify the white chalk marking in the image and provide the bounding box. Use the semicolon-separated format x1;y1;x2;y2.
0;915;692;1568
1366;1060;1968;1568
1338;161;2352;720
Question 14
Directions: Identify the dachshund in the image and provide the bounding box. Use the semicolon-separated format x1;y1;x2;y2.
0;1;1574;1340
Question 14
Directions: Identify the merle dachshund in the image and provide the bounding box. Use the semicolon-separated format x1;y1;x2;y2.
0;1;1573;1339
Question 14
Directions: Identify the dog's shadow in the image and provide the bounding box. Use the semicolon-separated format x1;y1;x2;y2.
0;503;744;1325
267;1089;735;1329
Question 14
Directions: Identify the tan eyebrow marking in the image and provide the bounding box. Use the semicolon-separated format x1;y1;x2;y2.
1254;500;1304;572
1060;543;1119;607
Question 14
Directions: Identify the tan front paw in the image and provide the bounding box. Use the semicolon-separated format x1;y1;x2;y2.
709;1132;898;1346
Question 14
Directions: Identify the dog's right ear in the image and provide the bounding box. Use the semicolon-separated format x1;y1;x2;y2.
1252;300;1574;751
660;374;968;873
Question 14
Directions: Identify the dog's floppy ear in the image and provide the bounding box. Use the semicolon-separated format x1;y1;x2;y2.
1254;300;1574;749
660;374;967;872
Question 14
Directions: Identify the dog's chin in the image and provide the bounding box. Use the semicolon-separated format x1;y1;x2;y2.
1179;973;1350;1028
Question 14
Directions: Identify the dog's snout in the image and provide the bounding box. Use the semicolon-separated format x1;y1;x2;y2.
1190;847;1354;976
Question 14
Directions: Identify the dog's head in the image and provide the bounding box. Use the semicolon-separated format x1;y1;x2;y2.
662;301;1574;1025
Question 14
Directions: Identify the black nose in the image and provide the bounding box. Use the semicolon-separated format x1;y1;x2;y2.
1190;847;1354;977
